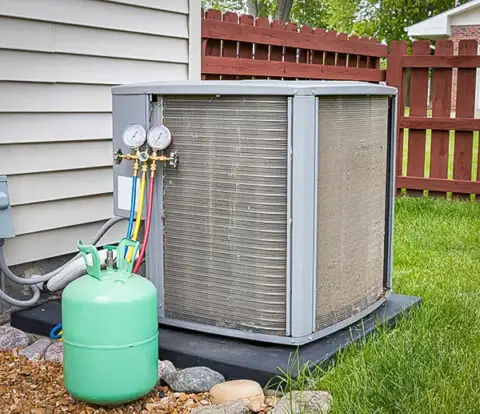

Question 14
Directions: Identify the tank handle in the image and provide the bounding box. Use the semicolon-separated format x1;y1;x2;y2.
77;241;102;280
116;238;140;275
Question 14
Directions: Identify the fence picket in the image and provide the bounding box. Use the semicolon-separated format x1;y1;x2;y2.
348;35;359;68
406;41;430;196
255;17;270;79
430;40;453;197
204;9;222;80
312;28;326;66
222;12;239;80
270;20;284;80
299;25;313;65
324;31;337;66
453;40;477;198
336;33;348;67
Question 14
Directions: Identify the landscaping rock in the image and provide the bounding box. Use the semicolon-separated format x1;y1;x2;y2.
0;326;28;351
164;366;225;393
265;395;281;407
210;380;265;410
44;341;63;363
272;391;333;414
191;400;249;414
264;388;284;397
26;332;49;345
19;338;52;360
158;359;176;381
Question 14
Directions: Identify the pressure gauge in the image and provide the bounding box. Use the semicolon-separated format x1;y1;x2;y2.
147;125;172;151
122;124;146;149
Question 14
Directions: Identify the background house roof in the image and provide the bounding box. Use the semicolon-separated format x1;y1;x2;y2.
406;0;480;39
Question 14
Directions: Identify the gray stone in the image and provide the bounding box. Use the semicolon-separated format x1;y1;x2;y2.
0;326;28;351
264;388;284;398
164;366;225;393
272;391;332;414
44;341;63;364
19;338;52;360
158;360;176;381
191;400;249;414
25;332;49;345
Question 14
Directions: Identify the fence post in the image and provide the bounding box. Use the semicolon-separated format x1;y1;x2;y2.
386;41;408;181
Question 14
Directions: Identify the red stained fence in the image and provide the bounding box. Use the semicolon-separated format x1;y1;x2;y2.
202;11;480;197
389;39;480;197
202;9;387;82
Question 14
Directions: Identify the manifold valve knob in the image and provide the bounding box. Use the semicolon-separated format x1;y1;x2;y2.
113;149;123;164
168;151;179;169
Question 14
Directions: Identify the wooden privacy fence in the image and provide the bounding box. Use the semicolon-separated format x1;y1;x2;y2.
202;9;387;81
388;39;480;197
201;11;480;197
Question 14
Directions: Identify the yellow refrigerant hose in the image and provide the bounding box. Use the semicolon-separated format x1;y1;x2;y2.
127;163;147;262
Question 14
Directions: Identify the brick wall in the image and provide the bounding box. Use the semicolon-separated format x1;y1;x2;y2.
450;25;480;113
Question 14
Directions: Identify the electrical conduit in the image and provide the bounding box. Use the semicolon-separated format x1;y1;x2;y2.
0;216;127;306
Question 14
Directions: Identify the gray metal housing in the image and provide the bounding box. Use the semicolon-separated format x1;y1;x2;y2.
0;176;15;239
112;80;397;346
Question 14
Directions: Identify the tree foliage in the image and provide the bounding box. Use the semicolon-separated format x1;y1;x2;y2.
323;0;471;42
201;0;245;13
201;0;471;43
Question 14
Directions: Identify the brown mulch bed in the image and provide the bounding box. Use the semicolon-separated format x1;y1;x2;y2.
0;352;211;414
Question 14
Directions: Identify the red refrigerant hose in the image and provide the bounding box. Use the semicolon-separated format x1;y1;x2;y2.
133;173;155;274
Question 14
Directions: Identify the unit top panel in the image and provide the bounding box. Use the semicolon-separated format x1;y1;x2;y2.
112;80;396;97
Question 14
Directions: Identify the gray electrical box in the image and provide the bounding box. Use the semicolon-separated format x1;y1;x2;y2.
0;176;15;239
111;80;397;346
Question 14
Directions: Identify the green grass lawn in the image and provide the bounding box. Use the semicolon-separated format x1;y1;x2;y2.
278;197;480;413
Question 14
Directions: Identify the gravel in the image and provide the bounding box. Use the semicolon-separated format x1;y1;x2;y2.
0;351;212;413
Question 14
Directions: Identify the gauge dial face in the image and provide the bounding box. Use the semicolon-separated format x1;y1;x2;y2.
122;124;146;149
147;125;172;151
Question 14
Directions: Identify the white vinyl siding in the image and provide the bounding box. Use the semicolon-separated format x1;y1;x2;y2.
4;221;127;266
0;0;200;265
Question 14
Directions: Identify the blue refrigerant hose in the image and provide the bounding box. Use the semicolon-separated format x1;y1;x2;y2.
124;174;138;257
50;323;63;341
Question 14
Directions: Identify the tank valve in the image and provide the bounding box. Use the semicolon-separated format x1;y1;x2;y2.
104;245;116;269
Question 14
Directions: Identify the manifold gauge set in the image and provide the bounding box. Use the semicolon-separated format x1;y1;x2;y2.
121;124;172;151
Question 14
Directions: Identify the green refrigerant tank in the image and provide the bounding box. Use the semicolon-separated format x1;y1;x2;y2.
62;238;158;405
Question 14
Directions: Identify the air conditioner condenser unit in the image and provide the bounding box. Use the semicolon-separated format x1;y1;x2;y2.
112;81;397;346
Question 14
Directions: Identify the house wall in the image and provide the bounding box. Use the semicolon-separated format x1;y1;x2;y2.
450;25;480;115
0;0;201;271
450;7;480;26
